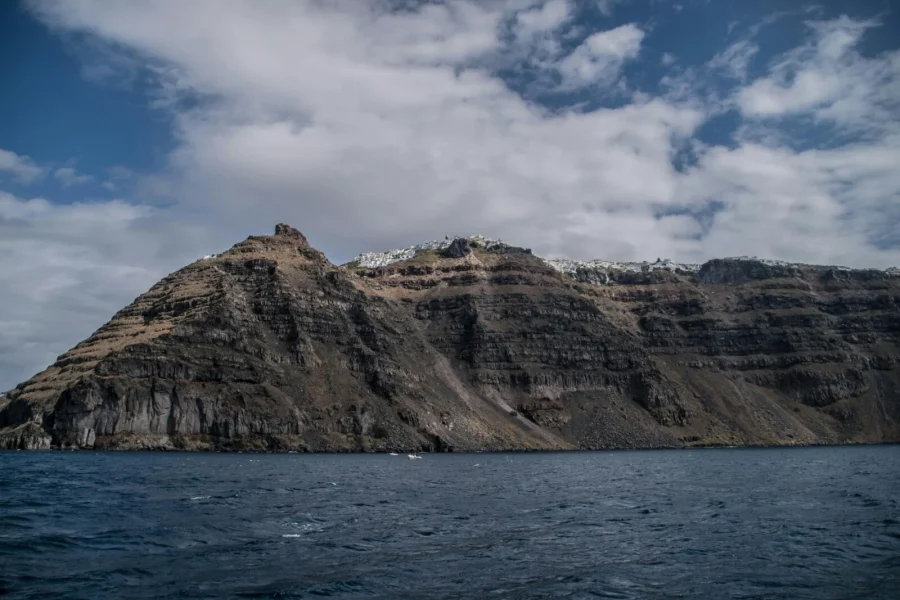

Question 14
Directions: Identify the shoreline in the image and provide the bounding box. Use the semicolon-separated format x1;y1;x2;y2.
2;439;896;454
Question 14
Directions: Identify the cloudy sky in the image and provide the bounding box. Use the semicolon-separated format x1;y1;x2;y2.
1;0;899;390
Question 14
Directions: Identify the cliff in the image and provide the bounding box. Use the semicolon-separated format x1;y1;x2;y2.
2;224;898;451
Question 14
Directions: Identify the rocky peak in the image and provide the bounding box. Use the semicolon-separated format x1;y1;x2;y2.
219;223;326;263
274;223;308;242
439;237;473;259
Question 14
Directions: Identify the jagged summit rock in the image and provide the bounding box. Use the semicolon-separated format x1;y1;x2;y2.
218;223;325;264
1;225;898;451
274;223;308;241
439;237;472;259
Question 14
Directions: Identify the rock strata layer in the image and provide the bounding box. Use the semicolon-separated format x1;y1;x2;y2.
2;225;898;451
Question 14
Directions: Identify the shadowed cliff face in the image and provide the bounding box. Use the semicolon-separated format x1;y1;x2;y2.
1;226;899;451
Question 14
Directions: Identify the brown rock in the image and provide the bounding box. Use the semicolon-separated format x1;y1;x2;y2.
1;224;898;451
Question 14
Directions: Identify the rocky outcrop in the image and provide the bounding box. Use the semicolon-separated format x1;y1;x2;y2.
697;258;802;284
1;226;898;451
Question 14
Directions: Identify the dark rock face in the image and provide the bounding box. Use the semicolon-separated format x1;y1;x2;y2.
697;258;802;284
439;238;472;259
273;223;306;239
1;225;898;451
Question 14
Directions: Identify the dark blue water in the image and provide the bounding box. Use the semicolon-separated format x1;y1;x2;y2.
1;447;898;599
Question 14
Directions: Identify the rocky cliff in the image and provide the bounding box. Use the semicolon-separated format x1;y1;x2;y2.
2;224;898;451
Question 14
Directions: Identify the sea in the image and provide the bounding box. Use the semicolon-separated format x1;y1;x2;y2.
1;446;898;599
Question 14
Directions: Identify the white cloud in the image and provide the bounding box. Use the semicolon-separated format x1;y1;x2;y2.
740;69;840;117
661;52;676;66
555;23;644;88
514;0;572;39
674;137;900;266
366;1;509;66
0;148;45;183
596;0;623;16
100;165;136;191
53;166;94;187
17;3;900;265
737;16;899;136
708;39;758;81
663;15;900;264
108;166;135;180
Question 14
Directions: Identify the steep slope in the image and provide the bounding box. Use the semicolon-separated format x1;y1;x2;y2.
1;225;898;451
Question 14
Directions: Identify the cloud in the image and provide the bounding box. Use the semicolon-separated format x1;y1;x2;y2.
0;148;45;183
108;165;135;180
708;39;758;81
514;0;572;39
555;23;644;88
22;3;900;262
673;137;900;266
737;16;899;136
53;166;93;187
662;15;900;264
17;3;900;264
100;166;136;191
365;1;509;66
596;0;623;16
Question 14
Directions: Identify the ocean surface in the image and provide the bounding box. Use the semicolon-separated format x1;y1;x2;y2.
1;447;898;600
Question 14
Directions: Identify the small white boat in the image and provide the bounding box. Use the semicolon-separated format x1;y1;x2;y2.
407;453;422;460
389;452;398;456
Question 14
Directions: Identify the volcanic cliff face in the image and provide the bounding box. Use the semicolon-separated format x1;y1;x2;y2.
1;224;898;451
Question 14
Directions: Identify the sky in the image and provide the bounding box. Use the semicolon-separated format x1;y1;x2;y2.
1;0;899;391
